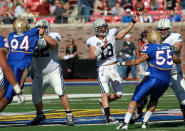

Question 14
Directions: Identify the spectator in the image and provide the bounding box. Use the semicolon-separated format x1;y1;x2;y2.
118;34;137;79
14;1;25;18
52;0;71;23
0;0;14;24
150;0;159;10
35;0;50;16
137;30;148;81
168;9;183;22
121;8;133;23
99;0;117;8
120;0;133;10
164;0;178;10
79;0;95;23
180;0;185;9
139;9;153;23
111;2;124;16
97;0;111;16
21;6;36;23
64;38;78;78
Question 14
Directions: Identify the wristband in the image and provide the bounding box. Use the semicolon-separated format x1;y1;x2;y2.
132;19;136;24
13;83;21;94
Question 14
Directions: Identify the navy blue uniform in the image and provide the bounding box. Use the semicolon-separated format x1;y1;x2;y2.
4;28;39;103
132;43;173;102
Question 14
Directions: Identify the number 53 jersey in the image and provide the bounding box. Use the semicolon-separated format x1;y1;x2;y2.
32;32;62;75
86;28;119;67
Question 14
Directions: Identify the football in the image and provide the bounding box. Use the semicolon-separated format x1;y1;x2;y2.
135;2;145;11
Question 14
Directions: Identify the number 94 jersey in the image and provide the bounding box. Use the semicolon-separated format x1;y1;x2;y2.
32;32;61;75
86;28;119;67
141;43;173;84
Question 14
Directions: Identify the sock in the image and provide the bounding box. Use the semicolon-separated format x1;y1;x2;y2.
108;95;111;102
65;110;72;116
137;106;144;114
143;111;152;122
124;112;132;124
37;111;44;117
104;107;111;118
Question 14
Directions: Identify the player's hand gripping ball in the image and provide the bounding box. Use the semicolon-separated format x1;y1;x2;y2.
135;2;145;11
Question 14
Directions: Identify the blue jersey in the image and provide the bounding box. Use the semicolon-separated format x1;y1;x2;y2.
0;36;7;48
7;28;39;69
2;28;39;103
141;43;173;84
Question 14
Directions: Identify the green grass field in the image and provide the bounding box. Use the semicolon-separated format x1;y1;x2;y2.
1;83;185;131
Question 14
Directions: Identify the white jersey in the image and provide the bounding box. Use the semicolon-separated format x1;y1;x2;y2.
32;32;62;75
0;68;4;89
163;33;183;75
86;28;118;67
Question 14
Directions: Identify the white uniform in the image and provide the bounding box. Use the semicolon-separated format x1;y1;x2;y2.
0;68;4;90
31;32;65;104
163;33;185;105
86;28;122;95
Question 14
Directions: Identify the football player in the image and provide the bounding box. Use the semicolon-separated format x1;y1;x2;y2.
116;30;181;129
30;19;74;126
0;18;43;112
0;35;24;111
86;12;140;124
130;18;185;125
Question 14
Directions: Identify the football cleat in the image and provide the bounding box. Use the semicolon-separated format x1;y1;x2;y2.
30;115;46;125
106;116;119;124
129;113;142;125
66;114;74;126
116;122;128;130
17;94;25;104
98;99;105;114
141;122;149;128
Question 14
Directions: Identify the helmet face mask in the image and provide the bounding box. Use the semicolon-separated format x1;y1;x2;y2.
157;18;172;39
147;30;162;45
13;18;30;34
93;18;108;37
36;19;50;34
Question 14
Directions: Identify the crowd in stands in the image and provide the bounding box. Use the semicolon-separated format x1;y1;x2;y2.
0;0;184;24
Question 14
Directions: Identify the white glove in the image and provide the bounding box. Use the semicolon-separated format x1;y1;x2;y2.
17;94;25;104
117;61;126;66
13;83;21;94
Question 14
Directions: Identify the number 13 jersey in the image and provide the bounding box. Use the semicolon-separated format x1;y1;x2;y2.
86;28;119;67
32;32;62;75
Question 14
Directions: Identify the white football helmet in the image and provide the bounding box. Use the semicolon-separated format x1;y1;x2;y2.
36;19;50;34
157;18;172;39
93;18;108;37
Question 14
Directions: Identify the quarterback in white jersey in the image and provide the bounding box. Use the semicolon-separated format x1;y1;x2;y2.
30;19;74;126
87;13;140;124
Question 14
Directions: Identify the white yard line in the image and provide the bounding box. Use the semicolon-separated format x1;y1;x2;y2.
13;93;176;102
